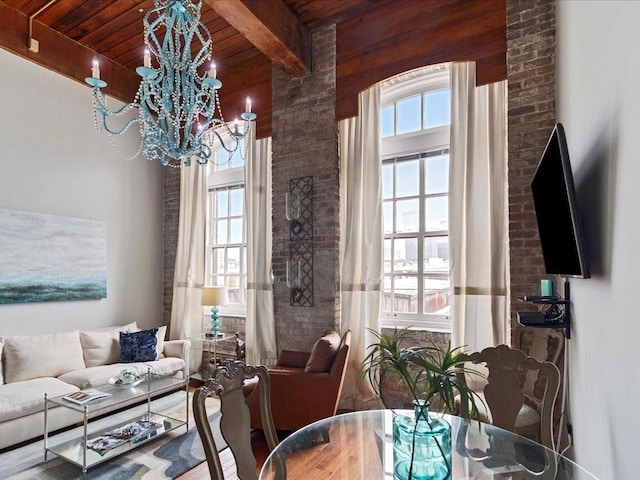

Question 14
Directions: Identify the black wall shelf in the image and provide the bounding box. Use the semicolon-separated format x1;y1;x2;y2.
517;280;571;339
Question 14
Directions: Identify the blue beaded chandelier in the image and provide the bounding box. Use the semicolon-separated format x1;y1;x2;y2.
85;0;255;166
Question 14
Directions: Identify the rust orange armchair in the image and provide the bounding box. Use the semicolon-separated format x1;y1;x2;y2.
243;330;351;432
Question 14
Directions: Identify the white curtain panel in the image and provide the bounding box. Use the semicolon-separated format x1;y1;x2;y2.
338;85;384;410
169;163;206;371
245;134;278;366
449;62;509;353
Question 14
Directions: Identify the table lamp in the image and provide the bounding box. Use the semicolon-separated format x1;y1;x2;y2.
201;286;228;336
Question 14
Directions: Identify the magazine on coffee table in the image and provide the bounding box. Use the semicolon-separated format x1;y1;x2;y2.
86;420;162;455
62;389;111;405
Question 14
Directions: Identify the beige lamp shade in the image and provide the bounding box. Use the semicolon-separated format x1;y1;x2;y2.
201;286;229;306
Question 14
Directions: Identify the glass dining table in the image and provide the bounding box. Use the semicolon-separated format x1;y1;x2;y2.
259;410;598;480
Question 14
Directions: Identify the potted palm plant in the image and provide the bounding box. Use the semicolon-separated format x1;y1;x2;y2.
360;328;484;480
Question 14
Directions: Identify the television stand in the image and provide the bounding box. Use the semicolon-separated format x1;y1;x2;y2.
517;280;571;338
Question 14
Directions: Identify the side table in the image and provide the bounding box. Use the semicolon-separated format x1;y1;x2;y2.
187;332;235;381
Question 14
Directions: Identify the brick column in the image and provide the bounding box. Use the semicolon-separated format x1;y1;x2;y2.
506;0;556;341
163;166;180;327
271;25;340;351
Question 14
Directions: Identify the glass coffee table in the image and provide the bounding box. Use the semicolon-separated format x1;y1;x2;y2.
44;373;187;473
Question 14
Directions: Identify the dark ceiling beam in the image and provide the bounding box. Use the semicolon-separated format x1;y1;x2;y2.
0;2;139;105
205;0;311;75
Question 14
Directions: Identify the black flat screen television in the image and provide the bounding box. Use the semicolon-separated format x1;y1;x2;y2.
531;123;590;278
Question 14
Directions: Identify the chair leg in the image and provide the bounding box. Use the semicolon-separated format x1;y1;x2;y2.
319;427;330;443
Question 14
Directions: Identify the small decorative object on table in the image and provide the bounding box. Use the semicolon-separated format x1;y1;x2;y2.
108;369;145;387
360;328;484;480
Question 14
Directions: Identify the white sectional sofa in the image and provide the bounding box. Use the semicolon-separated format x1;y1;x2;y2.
0;322;189;450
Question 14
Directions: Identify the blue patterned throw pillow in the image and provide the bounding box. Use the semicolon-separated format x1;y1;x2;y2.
119;328;158;362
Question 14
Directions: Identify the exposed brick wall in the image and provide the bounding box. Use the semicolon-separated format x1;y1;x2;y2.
506;0;556;342
163;166;180;327
271;25;340;352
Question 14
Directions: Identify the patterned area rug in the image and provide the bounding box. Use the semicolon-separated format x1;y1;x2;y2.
0;391;221;480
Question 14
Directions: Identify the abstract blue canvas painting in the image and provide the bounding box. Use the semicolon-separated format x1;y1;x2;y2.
0;209;107;304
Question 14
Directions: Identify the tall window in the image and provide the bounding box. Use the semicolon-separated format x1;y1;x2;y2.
205;148;246;314
380;66;451;331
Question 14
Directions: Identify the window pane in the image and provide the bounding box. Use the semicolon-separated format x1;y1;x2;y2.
227;276;241;303
424;90;451;128
383;201;393;234
216;190;228;217
215;150;232;170
393;275;418;313
211;248;225;275
424;274;450;314
381;105;395;137
393;238;418;274
424;236;449;272
425;155;449;194
396;199;419;233
227;247;241;273
229;218;243;243
396;160;419;197
384;239;392;274
382;276;392;313
425;196;448;231
397;96;421;134
212;276;225;287
216;219;228;244
229;188;244;216
230;149;244;168
382;164;394;199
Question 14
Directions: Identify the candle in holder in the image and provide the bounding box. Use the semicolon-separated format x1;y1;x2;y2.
208;62;217;78
143;48;151;68
91;59;100;79
245;96;252;113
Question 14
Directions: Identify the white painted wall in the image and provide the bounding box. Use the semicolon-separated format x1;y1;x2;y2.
557;2;640;478
0;49;164;336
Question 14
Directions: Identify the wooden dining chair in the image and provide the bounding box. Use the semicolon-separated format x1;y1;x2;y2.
458;344;561;451
193;360;280;480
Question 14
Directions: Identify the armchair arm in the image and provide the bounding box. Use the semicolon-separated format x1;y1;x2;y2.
163;339;190;379
276;350;310;368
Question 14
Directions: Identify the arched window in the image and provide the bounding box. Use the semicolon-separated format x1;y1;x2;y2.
380;65;451;331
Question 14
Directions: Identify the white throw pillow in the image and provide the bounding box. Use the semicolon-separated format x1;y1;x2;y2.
156;325;167;358
80;322;139;368
4;331;85;383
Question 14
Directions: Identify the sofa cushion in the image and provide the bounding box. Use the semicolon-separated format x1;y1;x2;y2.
3;331;85;384
80;322;138;368
0;377;79;423
119;328;158;363
304;330;341;373
58;358;186;389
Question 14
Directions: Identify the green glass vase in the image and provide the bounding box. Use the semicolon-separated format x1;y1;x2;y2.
392;400;452;480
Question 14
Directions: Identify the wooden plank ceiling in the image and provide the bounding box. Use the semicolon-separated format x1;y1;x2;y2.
0;0;506;138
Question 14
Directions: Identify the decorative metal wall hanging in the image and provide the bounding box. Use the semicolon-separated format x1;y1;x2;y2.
288;243;313;307
287;176;313;306
287;176;313;241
